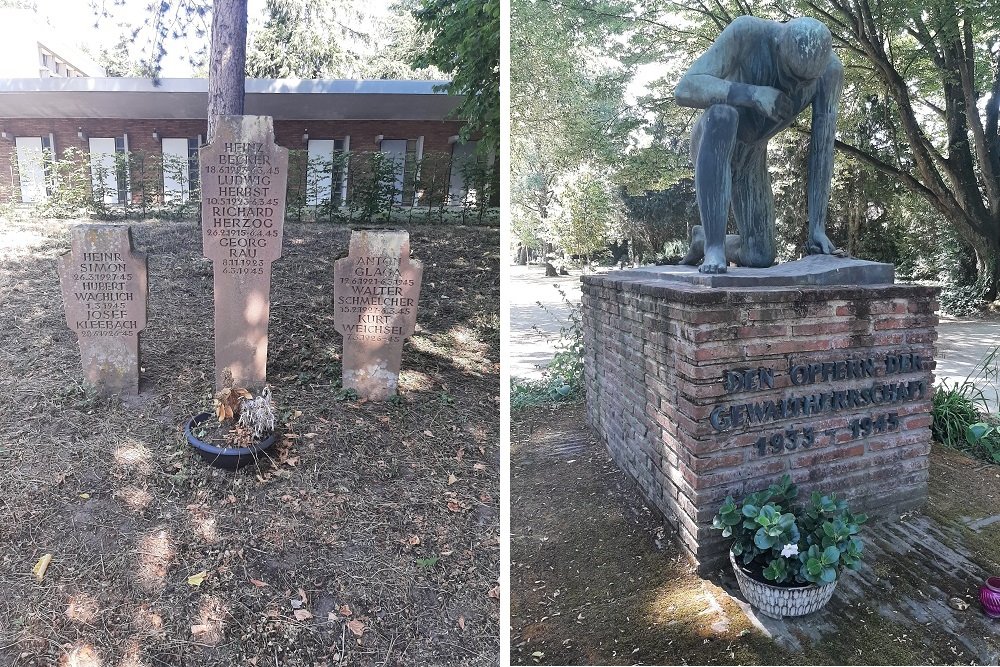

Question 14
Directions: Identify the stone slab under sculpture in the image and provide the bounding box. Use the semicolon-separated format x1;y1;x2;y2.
57;225;148;396
674;15;844;274
334;230;423;400
200;115;288;391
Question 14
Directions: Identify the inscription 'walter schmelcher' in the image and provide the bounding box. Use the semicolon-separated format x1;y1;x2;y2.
710;353;927;432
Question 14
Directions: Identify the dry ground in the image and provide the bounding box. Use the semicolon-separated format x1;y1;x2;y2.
0;216;500;666
512;402;1000;666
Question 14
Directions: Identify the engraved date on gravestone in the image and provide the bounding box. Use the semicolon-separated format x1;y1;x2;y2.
57;225;147;395
334;230;423;400
200;116;288;390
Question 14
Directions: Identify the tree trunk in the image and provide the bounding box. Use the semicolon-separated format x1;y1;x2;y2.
207;0;248;143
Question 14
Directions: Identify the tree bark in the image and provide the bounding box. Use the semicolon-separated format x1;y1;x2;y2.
207;0;249;143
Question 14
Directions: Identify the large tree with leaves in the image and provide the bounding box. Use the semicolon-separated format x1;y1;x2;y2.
411;0;500;152
794;0;1000;299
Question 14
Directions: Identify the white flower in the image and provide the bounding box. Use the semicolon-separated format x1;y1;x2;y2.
781;543;799;558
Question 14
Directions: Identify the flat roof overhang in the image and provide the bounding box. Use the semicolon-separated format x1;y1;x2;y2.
0;78;464;121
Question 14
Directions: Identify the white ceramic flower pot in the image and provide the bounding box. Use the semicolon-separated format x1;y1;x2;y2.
730;551;837;619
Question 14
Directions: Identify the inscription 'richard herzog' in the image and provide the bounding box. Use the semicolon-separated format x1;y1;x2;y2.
710;352;927;432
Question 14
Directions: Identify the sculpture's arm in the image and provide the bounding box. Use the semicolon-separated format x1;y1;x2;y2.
806;54;844;254
674;16;792;120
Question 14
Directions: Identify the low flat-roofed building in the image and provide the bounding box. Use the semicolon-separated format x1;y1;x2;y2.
0;77;487;208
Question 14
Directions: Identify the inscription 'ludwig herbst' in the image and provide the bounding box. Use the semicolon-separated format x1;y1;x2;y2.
201;115;288;391
57;225;148;395
334;230;423;400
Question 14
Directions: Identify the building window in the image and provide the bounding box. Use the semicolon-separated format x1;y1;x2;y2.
306;139;346;207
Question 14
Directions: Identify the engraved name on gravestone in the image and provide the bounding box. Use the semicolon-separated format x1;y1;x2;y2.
201;115;288;391
57;225;148;396
334;230;423;400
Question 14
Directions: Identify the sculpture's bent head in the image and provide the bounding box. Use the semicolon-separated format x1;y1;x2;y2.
778;17;832;81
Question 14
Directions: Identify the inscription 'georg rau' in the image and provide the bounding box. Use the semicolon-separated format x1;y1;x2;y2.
201;116;288;391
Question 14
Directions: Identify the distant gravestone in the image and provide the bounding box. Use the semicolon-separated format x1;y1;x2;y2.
57;225;148;396
334;230;423;400
200;115;288;391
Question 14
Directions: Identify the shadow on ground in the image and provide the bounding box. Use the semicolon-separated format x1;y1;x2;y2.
511;401;1000;665
0;217;500;667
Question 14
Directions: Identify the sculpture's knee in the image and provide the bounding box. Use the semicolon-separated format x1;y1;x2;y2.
702;104;739;134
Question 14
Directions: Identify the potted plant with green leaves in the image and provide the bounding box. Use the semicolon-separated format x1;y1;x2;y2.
185;385;278;469
712;475;867;618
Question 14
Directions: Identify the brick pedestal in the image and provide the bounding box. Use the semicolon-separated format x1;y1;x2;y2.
581;262;939;573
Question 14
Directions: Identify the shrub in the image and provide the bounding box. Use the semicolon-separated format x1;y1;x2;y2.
510;290;584;410
712;475;867;586
931;346;998;459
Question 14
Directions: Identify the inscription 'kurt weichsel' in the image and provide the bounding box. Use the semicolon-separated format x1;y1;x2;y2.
710;352;927;432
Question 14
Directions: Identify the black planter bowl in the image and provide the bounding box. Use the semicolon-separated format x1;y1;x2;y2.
185;412;278;470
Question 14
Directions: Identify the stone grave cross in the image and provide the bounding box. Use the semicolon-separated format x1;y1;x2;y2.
57;225;148;396
334;230;423;400
200;115;288;391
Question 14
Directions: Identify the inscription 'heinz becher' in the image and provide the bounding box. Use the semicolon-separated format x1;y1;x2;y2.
201;116;288;390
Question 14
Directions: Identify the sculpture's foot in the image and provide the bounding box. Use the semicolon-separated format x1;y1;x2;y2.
807;232;845;256
679;225;705;266
699;247;728;274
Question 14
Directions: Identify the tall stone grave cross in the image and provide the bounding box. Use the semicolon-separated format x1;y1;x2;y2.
57;225;148;396
334;230;423;400
201;115;288;391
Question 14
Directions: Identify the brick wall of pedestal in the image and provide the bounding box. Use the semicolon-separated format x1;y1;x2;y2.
581;273;939;573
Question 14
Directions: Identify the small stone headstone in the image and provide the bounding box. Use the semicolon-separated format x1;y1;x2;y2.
57;225;148;395
334;230;423;400
200;115;288;390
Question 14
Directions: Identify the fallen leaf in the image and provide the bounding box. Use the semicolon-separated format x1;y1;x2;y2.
32;553;52;581
78;493;90;499
187;571;208;587
249;578;269;588
473;463;485;471
339;604;353;616
407;536;420;546
447;500;463;512
458;615;466;630
488;585;500;599
347;619;365;637
423;430;434;438
191;623;211;636
448;474;458;485
298;587;308;605
455;448;465;462
285;456;299;467
293;609;313;621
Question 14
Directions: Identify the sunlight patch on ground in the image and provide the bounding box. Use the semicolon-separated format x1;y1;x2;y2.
113;440;153;475
136;530;175;591
118;640;148;667
189;509;220;543
132;604;165;637
399;368;437;391
646;579;722;639
65;593;100;624
59;643;102;667
191;594;229;645
0;229;48;259
115;485;153;512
